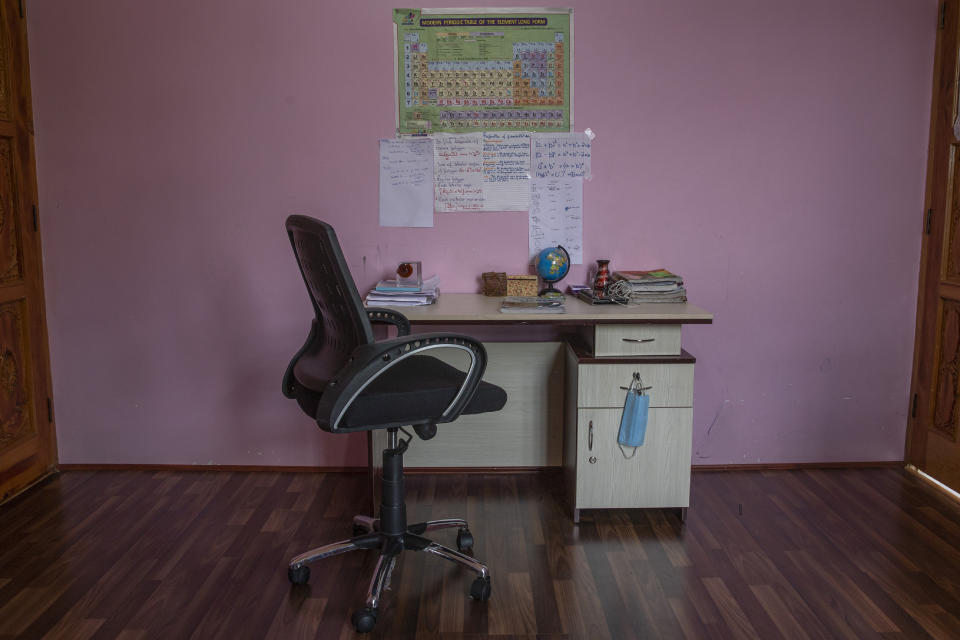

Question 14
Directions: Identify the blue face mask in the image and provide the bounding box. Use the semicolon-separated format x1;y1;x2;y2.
618;376;650;458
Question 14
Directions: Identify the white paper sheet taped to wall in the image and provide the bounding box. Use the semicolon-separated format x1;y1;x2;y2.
379;138;435;227
529;177;583;264
433;133;484;212
433;132;531;211
482;131;531;210
530;132;592;180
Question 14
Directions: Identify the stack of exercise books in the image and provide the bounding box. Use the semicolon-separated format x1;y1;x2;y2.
611;269;688;303
365;275;440;306
500;296;565;314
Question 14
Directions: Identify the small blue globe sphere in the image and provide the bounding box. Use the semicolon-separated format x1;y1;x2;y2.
535;246;570;296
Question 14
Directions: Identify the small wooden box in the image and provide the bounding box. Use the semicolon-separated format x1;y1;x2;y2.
481;272;507;296
506;275;538;297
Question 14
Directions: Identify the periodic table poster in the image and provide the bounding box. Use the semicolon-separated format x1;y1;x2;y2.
393;8;573;135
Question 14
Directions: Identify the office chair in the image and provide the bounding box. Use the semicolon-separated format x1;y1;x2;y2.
282;215;507;633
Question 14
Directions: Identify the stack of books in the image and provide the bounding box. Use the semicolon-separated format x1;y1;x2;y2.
499;296;565;314
365;275;440;307
611;269;688;303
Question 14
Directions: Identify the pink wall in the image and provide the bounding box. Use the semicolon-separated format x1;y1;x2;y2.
27;0;936;466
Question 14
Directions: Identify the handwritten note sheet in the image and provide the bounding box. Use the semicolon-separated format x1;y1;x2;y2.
379;138;435;227
435;132;531;211
434;133;484;212
531;133;592;180
529;177;583;264
482;132;530;211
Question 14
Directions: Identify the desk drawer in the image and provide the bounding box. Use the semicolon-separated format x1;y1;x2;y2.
594;324;681;357
575;408;692;508
577;362;693;408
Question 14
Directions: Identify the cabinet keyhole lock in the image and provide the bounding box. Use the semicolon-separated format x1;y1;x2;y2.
588;456;597;464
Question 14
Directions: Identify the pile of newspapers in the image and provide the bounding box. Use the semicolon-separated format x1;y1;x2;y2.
365;275;439;307
610;269;687;303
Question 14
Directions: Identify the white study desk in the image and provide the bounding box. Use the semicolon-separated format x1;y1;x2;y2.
368;294;713;521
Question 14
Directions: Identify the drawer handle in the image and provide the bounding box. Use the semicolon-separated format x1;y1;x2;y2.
622;337;655;344
588;420;593;451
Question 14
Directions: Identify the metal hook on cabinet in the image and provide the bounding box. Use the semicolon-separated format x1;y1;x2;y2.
620;372;652;394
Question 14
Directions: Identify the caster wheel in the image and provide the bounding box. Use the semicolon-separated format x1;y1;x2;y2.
287;564;310;585
351;607;378;633
470;576;492;602
456;528;474;552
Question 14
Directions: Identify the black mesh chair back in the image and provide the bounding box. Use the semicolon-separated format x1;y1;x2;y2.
284;215;374;399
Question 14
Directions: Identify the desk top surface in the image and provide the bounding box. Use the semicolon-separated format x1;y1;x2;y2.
379;293;713;324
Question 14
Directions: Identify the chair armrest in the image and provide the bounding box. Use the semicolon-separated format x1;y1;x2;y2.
282;319;318;398
365;307;411;336
315;333;487;432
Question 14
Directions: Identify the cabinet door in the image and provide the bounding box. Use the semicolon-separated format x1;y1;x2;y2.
575;408;692;509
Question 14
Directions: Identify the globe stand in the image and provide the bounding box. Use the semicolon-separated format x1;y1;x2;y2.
538;283;565;299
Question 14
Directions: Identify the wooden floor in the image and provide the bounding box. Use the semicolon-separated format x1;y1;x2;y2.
1;467;960;639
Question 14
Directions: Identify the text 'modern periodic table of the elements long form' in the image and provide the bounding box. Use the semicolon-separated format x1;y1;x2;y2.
394;8;573;135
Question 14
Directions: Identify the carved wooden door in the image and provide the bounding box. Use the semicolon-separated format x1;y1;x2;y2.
0;0;56;502
908;3;960;492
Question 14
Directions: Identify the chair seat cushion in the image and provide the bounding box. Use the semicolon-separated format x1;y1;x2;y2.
296;354;507;430
342;355;507;429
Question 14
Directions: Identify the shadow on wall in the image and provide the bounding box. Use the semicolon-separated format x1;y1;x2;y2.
186;225;364;468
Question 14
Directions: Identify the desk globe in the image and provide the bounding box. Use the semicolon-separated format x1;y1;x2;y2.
535;245;570;298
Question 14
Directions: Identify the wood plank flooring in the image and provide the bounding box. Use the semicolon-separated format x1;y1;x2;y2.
1;467;959;639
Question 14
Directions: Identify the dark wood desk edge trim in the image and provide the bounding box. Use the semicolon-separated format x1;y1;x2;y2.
406;317;713;325
565;336;697;364
579;348;697;365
